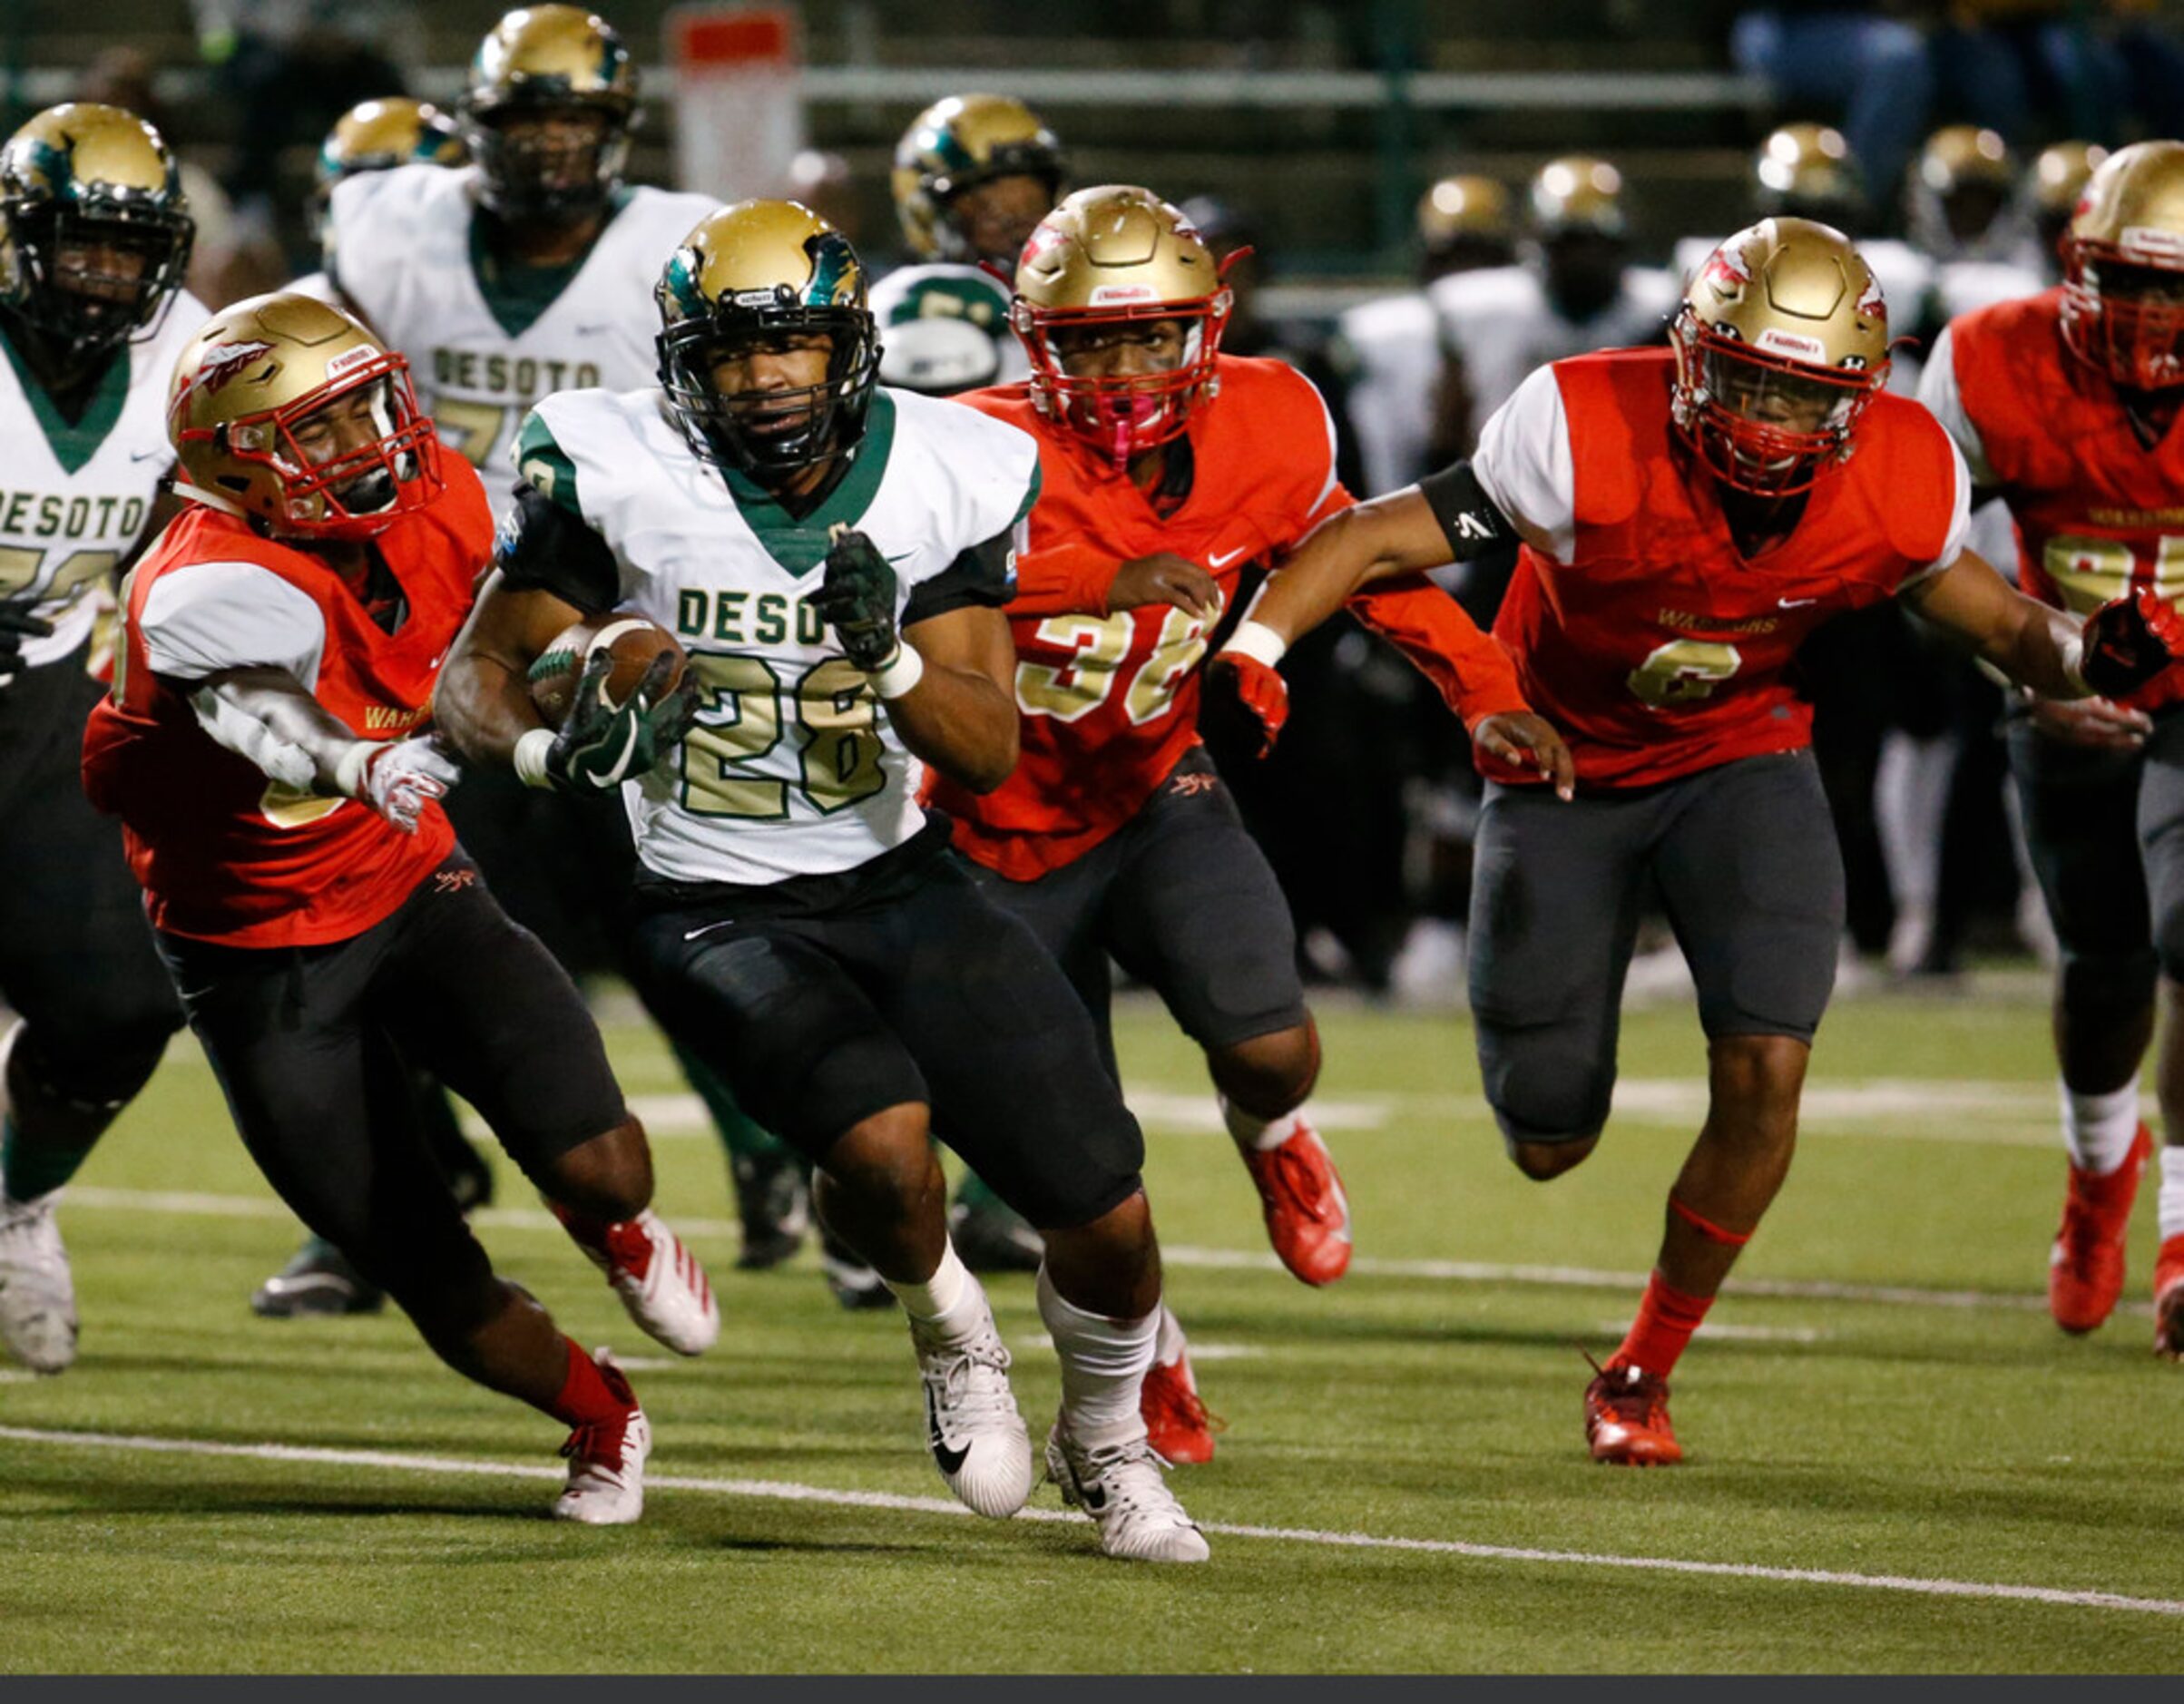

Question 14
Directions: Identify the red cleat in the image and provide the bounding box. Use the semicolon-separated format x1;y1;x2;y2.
1584;1357;1683;1466
1239;1119;1351;1286
2154;1237;2184;1362
2049;1124;2151;1335
1141;1348;1222;1465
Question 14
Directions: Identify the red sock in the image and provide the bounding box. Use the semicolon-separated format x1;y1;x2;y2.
1611;1271;1715;1380
548;1337;635;1428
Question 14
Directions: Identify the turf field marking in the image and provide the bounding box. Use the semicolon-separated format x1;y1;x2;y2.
2;1423;2179;1620
64;1186;2147;1317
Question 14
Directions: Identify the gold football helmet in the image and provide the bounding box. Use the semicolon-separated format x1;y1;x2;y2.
892;93;1065;264
2061;140;2184;390
1907;124;2015;255
310;98;466;239
2032;139;2110;260
168;292;443;539
655;199;879;476
0;103;193;359
1528;156;1627;240
1012;184;1230;466
1670;218;1891;496
459;5;637;223
1753;122;1864;225
1417;174;1515;276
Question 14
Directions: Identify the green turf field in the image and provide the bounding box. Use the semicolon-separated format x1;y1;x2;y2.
4;974;2181;1674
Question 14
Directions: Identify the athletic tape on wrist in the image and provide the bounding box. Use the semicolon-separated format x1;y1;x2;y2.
333;739;374;799
1223;620;1288;671
514;726;557;789
870;641;926;700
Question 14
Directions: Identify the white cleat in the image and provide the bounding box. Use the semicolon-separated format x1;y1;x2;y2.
553;1352;650;1525
1045;1417;1210;1563
563;1207;720;1356
912;1310;1032;1518
0;1190;77;1374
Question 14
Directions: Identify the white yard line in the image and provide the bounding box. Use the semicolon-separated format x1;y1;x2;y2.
0;1423;2176;1620
64;1185;2140;1317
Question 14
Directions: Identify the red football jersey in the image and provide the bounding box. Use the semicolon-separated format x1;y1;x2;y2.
1480;348;1967;789
1943;287;2184;711
83;457;494;946
936;355;1526;880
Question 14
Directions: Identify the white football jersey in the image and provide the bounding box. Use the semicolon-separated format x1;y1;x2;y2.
516;385;1040;886
869;261;1028;396
0;291;209;670
1428;263;1680;447
1330;289;1439;495
328;162;717;515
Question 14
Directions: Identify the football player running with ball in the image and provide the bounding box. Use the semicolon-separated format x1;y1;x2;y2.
1922;142;2184;1355
938;186;1556;1462
437;201;1211;1562
1212;218;2184;1464
83;294;720;1523
0;103;202;1374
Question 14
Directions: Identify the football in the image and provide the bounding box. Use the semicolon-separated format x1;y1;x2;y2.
526;614;688;728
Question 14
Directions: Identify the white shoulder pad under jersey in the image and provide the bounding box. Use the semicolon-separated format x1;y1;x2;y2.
1933;258;2043;322
1332;289;1439;495
517;384;1041;886
0;289;210;671
870;261;1027;395
329;163;718;514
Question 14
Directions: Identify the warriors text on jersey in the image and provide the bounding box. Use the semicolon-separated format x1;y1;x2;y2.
1474;349;1970;789
328;162;717;508
1924;289;2184;710
0;293;208;669
81;456;495;945
936;356;1529;881
498;384;1040;886
870;262;1028;396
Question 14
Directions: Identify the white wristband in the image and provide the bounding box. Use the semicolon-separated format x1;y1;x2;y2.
514;726;557;788
1223;619;1288;670
870;641;926;700
332;739;374;799
2060;634;2090;697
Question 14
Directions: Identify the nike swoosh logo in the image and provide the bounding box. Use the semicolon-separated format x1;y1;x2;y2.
1778;595;1819;609
682;918;737;943
596;719;639;784
573;323;617;336
925;1387;971;1477
132;449;171;465
1210;546;1251;569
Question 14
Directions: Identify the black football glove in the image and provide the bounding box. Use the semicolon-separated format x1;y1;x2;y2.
2080;588;2184;700
544;649;700;796
0;599;54;686
809;525;900;672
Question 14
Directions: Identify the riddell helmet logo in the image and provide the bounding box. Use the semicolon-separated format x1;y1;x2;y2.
323;344;378;381
186;338;277;398
1088;283;1160;305
2120;224;2184;259
1758;326;1828;361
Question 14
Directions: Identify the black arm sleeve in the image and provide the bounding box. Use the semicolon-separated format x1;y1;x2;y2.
903;526;1018;627
1416;460;1522;562
493;483;622;615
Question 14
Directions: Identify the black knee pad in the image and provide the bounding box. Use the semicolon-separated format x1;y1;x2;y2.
2061;948;2160;1026
9;1018;172;1122
1480;1029;1614;1150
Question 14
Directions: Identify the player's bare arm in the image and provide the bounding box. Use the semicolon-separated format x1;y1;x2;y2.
436;570;590;765
891;602;1021;793
1902;549;2184;704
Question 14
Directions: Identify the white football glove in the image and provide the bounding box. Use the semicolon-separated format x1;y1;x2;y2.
337;735;462;835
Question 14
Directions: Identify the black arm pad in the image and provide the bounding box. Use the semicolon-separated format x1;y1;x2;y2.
1416;460;1521;562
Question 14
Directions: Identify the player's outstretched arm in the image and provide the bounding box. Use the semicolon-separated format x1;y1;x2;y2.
1904;551;2184;702
1241;486;1456;654
890;603;1021;794
436;570;593;766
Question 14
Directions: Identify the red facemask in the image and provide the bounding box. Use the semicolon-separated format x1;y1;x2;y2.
1670;309;1885;497
1014;290;1231;469
2062;240;2184;391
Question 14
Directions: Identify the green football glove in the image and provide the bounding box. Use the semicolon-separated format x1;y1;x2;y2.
542;649;700;796
810;525;901;672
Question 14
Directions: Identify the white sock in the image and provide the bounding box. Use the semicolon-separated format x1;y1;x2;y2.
1154;1304;1189;1367
2061;1077;2142;1174
1037;1265;1157;1449
2160;1145;2184;1246
1221;1095;1301;1154
886;1240;984;1340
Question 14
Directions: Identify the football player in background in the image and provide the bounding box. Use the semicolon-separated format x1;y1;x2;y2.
83;294;720;1521
1213;219;2181;1463
939;186;1562;1461
438;201;1211;1562
2027;142;2109;282
1921;141;2184;1355
1428;155;1680;464
292;97;467;300
0;103;201;1375
871;93;1064;397
301;3;811;1309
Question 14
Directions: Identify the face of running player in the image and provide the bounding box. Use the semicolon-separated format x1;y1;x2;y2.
289;381;406;516
483;106;612;217
1542;230;1624;322
1703;348;1857;483
947;172;1053;269
707;329;838;472
1049;316;1189;380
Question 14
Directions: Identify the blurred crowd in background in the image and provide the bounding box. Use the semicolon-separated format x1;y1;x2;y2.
37;0;2184;997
